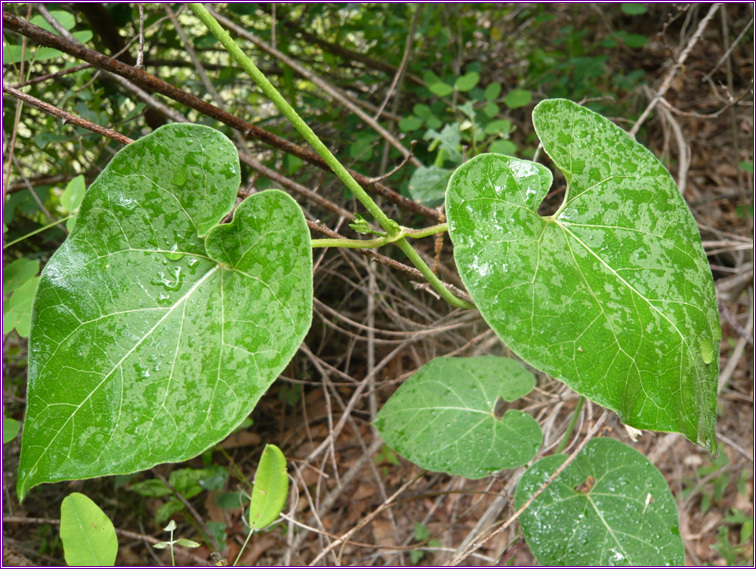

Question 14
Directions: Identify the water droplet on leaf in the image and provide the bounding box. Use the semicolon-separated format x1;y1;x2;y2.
164;243;184;261
152;266;183;291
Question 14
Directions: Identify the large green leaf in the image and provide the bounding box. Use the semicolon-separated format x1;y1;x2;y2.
60;492;118;566
18;124;313;500
447;99;719;451
374;357;542;479
514;438;683;566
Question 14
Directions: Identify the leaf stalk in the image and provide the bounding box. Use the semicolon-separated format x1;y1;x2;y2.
311;223;449;249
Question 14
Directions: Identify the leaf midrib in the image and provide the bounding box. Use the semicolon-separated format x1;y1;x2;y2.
27;266;219;478
554;220;690;350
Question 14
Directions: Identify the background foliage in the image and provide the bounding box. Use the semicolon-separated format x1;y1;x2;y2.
3;3;753;565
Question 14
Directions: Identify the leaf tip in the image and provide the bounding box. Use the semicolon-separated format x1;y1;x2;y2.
16;471;32;503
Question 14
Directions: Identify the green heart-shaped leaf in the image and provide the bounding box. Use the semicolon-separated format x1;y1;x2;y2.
375;356;542;479
514;437;683;566
18;124;312;500
447;99;719;451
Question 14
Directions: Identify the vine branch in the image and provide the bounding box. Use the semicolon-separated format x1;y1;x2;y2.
2;83;134;145
188;3;474;310
1;10;439;221
311;223;449;249
1;80;470;303
207;6;422;168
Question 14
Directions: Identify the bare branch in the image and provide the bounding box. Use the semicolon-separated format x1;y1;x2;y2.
630;4;721;137
450;410;610;565
206;6;421;168
2;10;438;221
2;83;134;146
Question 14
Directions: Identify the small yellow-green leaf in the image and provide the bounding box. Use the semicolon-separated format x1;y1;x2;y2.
484;82;502;102
3;258;39;293
455;71;480;92
429;82;454;97
60;493;118;566
399;116;423;132
59;175;87;232
3;416;20;444
248;444;288;531
621;3;648;15
503;89;532;109
484;119;513;136
2;276;39;338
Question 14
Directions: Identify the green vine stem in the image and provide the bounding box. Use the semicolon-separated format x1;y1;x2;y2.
312;223;448;249
188;4;474;310
555;396;586;455
3;214;73;249
234;529;254;566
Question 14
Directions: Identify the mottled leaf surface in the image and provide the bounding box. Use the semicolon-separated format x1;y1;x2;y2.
514;438;683;566
375;357;542;479
19;124;312;499
447;99;719;451
60;174;86;231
